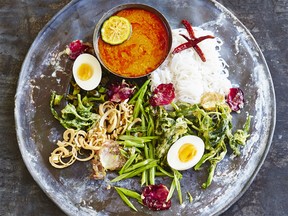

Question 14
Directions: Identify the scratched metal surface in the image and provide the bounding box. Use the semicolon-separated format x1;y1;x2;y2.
1;0;287;215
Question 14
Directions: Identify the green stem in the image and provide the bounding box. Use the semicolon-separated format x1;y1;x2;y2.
115;187;138;212
123;159;156;173
115;187;142;203
111;160;158;182
119;153;137;175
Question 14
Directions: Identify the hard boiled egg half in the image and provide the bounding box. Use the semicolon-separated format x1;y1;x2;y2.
167;135;205;171
73;53;102;91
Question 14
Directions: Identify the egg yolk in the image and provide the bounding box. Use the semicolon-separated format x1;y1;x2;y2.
178;143;197;163
77;63;93;81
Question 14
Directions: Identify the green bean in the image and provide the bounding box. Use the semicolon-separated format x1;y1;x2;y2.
119;148;128;158
147;119;155;159
118;135;158;143
156;166;174;178
147;113;155;137
166;170;182;203
187;192;193;203
146;111;156;185
123;159;156;173
148;142;154;159
115;187;142;202
166;179;176;202
149;166;155;185
128;79;150;105
115;187;138;212
144;144;149;160
119;140;145;148
141;113;146;133
141;170;147;186
155;172;167;177
119;153;137;175
148;142;155;185
111;160;158;182
127;127;147;133
132;80;150;119
140;104;149;126
133;147;142;154
173;169;183;204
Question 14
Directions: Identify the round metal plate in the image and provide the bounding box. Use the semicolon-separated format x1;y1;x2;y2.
15;0;276;215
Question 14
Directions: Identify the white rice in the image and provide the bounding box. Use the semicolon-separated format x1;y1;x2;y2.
150;28;232;105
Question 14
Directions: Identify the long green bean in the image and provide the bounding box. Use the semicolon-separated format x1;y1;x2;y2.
140;104;149;126
155;172;167;177
115;187;142;202
123;159;156;173
119;140;145;148
187;192;193;203
166;179;176;202
148;141;155;185
132;80;150;119
173;169;183;204
115;187;138;212
119;153;137;175
156;166;174;178
111;160;158;182
141;170;148;186
118;135;158;143
149;165;155;185
128;79;150;105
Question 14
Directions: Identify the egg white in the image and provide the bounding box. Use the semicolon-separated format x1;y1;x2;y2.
73;53;102;91
167;135;205;171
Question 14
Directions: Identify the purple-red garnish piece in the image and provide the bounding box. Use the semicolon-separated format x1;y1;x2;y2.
226;88;245;112
141;184;171;211
149;83;175;107
67;40;90;60
172;20;214;62
107;80;135;103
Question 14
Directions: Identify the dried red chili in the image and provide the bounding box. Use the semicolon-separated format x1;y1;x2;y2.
172;20;214;62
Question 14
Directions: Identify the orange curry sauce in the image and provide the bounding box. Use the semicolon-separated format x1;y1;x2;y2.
98;8;170;78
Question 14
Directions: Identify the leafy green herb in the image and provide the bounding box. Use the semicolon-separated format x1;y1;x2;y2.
155;114;188;162
50;91;100;130
165;102;251;188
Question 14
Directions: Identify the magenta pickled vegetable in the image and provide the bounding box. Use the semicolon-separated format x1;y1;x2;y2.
67;40;90;60
141;184;171;211
149;83;175;106
107;80;135;102
226;87;244;112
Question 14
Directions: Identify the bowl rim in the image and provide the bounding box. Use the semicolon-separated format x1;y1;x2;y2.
93;3;173;78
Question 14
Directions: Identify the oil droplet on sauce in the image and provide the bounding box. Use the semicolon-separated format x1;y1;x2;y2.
178;143;197;163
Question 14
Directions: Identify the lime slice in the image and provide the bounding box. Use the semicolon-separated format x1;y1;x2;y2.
101;16;131;45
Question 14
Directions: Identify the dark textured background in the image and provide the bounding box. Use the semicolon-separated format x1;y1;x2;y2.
1;0;287;215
